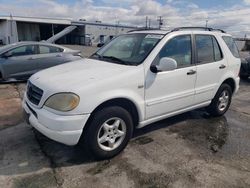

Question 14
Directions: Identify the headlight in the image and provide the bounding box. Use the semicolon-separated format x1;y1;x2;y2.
45;93;80;112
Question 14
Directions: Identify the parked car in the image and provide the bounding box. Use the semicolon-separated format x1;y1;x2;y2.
0;42;82;81
23;27;241;159
240;57;250;80
234;39;250;80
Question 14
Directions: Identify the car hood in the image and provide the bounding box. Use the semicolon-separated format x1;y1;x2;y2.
30;58;136;92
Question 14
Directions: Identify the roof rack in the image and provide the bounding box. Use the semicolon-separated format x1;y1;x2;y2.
127;28;161;33
127;27;226;34
171;27;226;33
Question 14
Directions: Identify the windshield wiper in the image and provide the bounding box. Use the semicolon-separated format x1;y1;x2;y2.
91;53;131;65
102;56;131;65
91;53;102;58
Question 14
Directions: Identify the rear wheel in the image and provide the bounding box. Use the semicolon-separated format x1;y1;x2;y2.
81;106;133;159
207;84;232;117
240;75;249;80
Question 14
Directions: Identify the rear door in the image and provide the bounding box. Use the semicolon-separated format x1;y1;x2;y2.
1;45;38;79
193;34;226;104
36;45;66;71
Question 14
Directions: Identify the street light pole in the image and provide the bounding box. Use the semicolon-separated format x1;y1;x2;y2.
205;20;208;28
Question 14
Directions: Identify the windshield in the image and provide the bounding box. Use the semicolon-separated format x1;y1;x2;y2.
0;43;18;53
91;33;164;65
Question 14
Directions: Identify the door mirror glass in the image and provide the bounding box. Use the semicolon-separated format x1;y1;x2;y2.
151;57;177;73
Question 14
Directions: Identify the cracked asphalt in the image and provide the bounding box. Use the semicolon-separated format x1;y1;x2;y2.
0;79;250;187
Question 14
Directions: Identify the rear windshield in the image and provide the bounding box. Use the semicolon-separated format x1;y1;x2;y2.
222;36;240;58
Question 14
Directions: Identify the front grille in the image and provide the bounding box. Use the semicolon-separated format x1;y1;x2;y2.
27;81;43;105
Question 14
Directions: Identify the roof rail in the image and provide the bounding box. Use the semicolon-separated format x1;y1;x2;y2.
171;27;226;33
127;28;161;33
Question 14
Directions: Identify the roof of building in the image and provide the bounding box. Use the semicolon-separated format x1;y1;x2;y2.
0;15;136;29
0;15;72;25
72;21;136;29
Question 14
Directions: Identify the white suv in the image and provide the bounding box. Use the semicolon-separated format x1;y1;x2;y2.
23;27;241;159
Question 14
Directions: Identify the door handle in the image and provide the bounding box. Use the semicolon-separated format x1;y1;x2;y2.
28;57;34;60
56;54;62;57
219;64;226;69
187;69;196;75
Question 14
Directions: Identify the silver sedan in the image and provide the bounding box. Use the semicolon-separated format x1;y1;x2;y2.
0;42;82;81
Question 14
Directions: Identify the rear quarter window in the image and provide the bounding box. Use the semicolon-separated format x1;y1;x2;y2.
222;36;240;58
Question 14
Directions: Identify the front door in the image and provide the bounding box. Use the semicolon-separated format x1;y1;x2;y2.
2;45;38;80
145;34;197;119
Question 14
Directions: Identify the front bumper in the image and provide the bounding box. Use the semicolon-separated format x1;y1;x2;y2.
22;96;90;146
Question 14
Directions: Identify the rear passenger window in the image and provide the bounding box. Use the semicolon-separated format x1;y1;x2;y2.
195;35;223;64
39;45;63;54
213;37;223;61
222;36;240;58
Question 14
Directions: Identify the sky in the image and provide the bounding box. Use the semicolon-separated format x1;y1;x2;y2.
0;0;250;37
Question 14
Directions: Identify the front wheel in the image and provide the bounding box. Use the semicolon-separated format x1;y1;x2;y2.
81;106;133;159
207;84;232;117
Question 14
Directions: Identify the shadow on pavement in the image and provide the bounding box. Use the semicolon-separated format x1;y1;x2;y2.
32;109;231;168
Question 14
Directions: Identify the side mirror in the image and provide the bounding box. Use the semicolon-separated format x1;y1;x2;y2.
2;52;12;59
150;57;177;73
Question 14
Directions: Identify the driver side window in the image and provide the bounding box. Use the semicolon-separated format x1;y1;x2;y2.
6;45;36;57
154;35;192;68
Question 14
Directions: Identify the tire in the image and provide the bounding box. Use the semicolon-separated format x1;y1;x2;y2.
240;75;249;80
81;106;133;159
0;72;3;81
207;84;232;117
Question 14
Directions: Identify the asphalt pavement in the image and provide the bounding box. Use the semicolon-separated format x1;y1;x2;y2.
0;80;250;188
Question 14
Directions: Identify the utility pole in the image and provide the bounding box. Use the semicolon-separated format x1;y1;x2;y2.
116;21;120;36
157;16;163;29
145;16;148;29
205;19;208;28
148;19;151;29
10;14;13;37
52;24;54;36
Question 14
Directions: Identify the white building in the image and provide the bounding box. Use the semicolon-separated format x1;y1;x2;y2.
0;15;137;45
